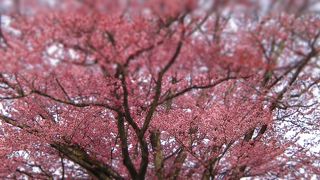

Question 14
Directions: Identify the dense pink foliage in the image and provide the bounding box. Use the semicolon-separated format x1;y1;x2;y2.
0;0;320;179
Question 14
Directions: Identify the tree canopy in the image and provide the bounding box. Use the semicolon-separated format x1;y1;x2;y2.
0;0;319;179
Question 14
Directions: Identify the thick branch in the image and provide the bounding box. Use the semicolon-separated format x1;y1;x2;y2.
116;114;139;179
51;143;122;180
31;90;120;112
118;65;141;133
141;41;183;136
0;114;122;180
117;66;149;179
158;75;238;105
150;130;164;180
270;48;318;110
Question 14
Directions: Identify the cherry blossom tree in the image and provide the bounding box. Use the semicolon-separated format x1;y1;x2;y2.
0;0;320;179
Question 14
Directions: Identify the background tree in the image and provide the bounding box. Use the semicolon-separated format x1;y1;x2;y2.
0;0;319;179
